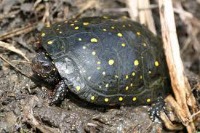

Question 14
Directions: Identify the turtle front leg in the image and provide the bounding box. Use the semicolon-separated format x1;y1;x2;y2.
50;80;68;105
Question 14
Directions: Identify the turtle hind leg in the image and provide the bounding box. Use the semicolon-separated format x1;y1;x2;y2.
148;96;166;122
50;80;68;105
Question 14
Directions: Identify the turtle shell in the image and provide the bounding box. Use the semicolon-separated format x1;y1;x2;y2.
40;16;170;105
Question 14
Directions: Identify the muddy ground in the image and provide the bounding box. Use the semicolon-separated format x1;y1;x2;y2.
0;0;199;133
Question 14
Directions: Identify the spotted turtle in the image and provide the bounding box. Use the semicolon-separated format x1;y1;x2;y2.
32;16;170;107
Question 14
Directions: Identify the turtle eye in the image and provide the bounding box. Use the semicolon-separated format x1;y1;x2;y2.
42;64;52;71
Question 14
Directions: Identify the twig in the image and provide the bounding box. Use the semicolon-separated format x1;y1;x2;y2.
0;23;37;40
0;41;29;61
0;55;31;79
158;0;197;132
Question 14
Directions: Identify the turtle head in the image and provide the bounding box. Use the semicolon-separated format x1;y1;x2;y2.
32;51;60;84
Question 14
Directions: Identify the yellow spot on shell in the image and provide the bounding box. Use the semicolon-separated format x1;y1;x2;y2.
119;97;123;101
47;40;53;45
108;59;114;65
115;75;118;78
103;16;108;19
78;38;82;41
134;60;139;66
121;43;126;47
148;71;151;74
111;26;115;29
70;23;74;26
125;75;129;79
83;22;89;25
136;32;141;36
132;97;137;101
132;72;136;76
92;51;96;55
76;86;81;91
91;96;95;101
143;43;147;47
97;67;101;70
59;31;62;34
91;38;98;43
102;71;106;75
122;25;126;27
83;46;86;49
140;75;143;79
147;98;151;103
41;33;45;37
155;61;159;66
104;98;109;102
97;61;101;64
130;83;133;86
75;26;79;30
46;24;50;28
125;86;129;90
88;76;91;80
117;33;123;37
105;84;109;88
103;29;107;31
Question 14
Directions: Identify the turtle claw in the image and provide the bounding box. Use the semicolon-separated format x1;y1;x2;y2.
148;97;165;122
50;80;67;105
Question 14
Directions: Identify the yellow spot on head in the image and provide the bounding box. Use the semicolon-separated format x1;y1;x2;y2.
41;33;45;37
125;75;129;79
136;32;141;36
147;98;151;103
117;33;123;37
46;24;50;28
121;43;126;47
91;38;98;43
119;97;123;101
83;22;89;26
47;40;53;45
132;97;137;101
75;26;79;30
76;86;81;91
132;72;136;76
91;96;95;101
155;61;159;67
97;61;101;64
78;38;82;41
125;86;129;90
103;29;107;31
104;98;109;102
83;46;86;49
134;60;139;66
53;68;56;71
108;59;114;65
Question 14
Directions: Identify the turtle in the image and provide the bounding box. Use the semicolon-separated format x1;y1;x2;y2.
32;16;170;110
